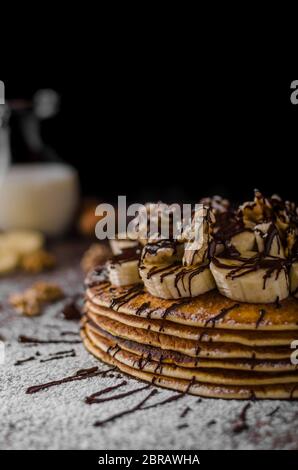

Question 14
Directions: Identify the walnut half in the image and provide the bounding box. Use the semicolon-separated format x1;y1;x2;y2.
9;282;64;316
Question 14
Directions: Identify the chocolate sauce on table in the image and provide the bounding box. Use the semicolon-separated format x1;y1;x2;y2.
180;406;191;418
144;378;195;410
86;382;150;405
232;403;251;434
143;391;185;410
93;388;157;427
14;356;36;366
39;349;76;363
267;406;280;417
60;331;80;336
26;366;115;394
177;423;189;430
85;381;127;404
18;335;81;345
61;301;82;321
92;377;196;427
207;419;217;427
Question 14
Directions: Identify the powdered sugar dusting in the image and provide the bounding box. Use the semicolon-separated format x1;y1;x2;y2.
0;241;298;450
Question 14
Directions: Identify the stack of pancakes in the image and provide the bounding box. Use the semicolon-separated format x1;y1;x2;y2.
81;279;298;400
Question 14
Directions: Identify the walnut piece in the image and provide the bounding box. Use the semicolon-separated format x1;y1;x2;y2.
21;250;56;273
81;243;112;273
9;291;41;316
9;282;64;316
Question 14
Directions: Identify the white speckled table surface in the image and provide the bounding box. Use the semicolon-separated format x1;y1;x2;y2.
0;241;298;450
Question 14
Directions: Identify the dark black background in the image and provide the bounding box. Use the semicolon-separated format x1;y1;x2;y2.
3;59;298;205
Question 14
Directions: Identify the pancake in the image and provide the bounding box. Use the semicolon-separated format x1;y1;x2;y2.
86;284;298;331
86;300;298;347
83;326;298;386
81;317;295;372
85;311;292;360
81;327;298;400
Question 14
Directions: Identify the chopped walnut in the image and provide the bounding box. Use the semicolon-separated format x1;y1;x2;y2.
21;249;56;273
9;290;41;316
33;282;64;302
9;282;64;316
81;243;112;272
239;190;272;228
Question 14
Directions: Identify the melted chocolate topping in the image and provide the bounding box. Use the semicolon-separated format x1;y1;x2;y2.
26;366;116;394
93;388;157;427
204;303;240;328
18;335;81;345
110;284;144;311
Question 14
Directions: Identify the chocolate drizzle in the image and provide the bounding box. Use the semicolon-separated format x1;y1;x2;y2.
146;263;178;280
86;382;150;405
142;240;177;259
14;356;35;366
39;349;76;363
93;387;157;427
135;302;151;316
180;406;191;418
255;309;266;329
263;223;281;257
18;335;81;345
26;366;116;394
232;403;251;433
145;377;195;409
110;285;144;311
85;380;127;404
267;406;280;417
161;299;190;321
275;296;282;309
204;303;240;328
212;254;289;291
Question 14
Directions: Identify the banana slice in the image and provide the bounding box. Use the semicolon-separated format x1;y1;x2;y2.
290;261;298;298
141;240;184;265
0;249;19;274
107;248;142;287
210;253;289;303
0;230;44;256
182;206;214;266
254;222;285;258
230;230;256;253
109;232;138;256
139;262;215;299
